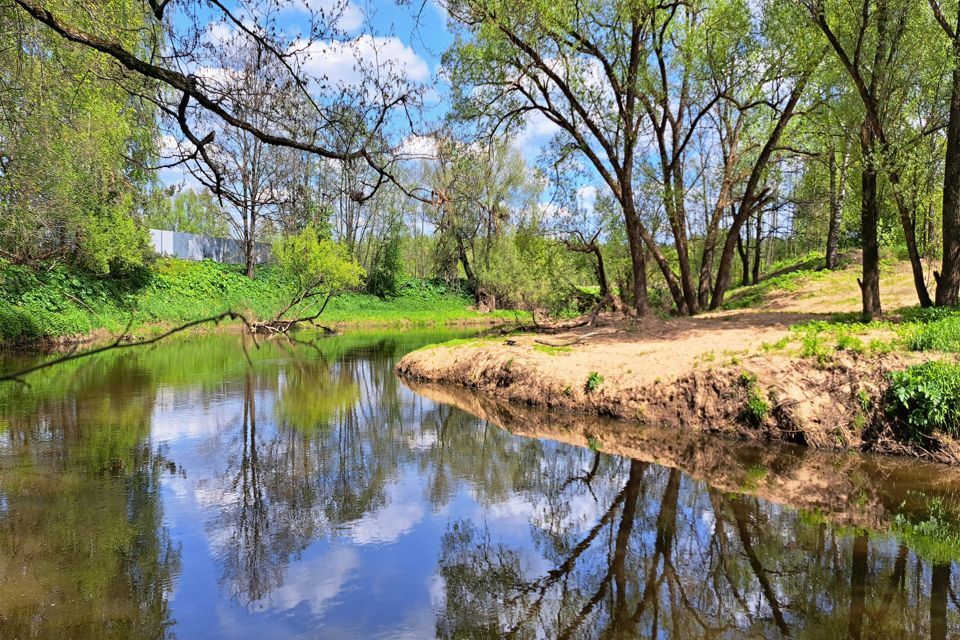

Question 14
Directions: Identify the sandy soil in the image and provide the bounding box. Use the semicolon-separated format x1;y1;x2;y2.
397;262;957;461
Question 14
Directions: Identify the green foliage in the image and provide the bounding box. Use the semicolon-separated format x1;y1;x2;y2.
585;372;604;392
142;188;229;236
887;361;960;439
273;226;365;299
366;233;404;298
0;258;513;345
532;344;572;355
586;435;603;452
893;499;960;564
0;0;155;274
739;370;770;425
741;465;768;492
905;312;960;352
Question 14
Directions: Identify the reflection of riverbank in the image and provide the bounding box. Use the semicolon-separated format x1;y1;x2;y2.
396;319;955;461
403;379;960;534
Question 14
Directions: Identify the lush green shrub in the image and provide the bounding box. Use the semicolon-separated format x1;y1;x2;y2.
366;234;404;298
887;361;960;439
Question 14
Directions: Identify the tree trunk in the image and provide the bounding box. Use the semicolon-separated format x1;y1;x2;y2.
621;199;650;316
245;206;256;279
937;41;960;307
890;187;932;308
847;534;869;640
674;178;699;315
826;145;848;270
592;245;610;300
456;235;476;292
737;231;750;287
860;124;882;319
752;210;763;285
931;563;950;640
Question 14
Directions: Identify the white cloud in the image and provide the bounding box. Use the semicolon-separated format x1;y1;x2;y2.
398;134;438;160
349;499;424;545
296;35;430;87
517;110;562;146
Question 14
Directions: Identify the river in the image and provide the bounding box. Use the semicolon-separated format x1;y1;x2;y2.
0;329;957;638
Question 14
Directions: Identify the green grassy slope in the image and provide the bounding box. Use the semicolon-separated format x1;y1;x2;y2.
0;259;516;345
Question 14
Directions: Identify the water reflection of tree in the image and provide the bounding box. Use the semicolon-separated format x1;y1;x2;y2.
435;459;960;639
0;356;178;638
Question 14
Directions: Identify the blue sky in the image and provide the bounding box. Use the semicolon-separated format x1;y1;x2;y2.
159;0;568;189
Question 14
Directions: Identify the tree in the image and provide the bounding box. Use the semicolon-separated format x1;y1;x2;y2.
142;187;229;237
797;0;939;316
445;0;664;314
0;0;155;274
929;0;960;306
259;225;365;332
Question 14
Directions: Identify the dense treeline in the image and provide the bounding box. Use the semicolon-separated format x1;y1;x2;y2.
3;0;960;320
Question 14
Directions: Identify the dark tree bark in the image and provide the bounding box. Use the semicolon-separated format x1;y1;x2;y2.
932;1;960;307
847;534;869;640
931;563;950;640
562;229;611;300
859;123;883;319
737;230;750;287
752;209;763;285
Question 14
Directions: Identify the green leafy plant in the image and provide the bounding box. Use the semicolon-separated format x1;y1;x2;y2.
887;361;960;439
739;370;770;425
585;372;604;392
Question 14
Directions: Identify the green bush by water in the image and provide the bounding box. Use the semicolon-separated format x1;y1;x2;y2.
887;361;960;439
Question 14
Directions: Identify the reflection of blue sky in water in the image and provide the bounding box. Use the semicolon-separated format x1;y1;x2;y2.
152;365;611;638
3;329;960;638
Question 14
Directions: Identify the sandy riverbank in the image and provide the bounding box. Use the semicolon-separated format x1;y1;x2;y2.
396;313;955;461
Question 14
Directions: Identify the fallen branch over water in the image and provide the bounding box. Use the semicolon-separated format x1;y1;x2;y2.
0;311;255;385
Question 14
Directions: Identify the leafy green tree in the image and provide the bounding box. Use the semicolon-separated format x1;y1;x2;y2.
142;188;229;237
265;226;365;330
0;0;156;274
366;230;404;298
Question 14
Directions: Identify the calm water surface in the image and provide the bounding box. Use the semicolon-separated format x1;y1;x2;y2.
1;329;959;639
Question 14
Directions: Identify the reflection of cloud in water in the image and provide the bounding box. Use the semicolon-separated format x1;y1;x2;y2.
349;501;425;545
470;487;609;538
151;388;241;442
406;430;438;451
257;546;359;615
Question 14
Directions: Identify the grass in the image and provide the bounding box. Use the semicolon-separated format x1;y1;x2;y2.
892;498;960;564
0;258;521;346
532;343;572;355
740;465;768;492
887;361;960;439
721;252;825;310
739;370;770;425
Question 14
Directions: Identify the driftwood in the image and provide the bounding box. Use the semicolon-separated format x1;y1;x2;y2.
250;290;335;334
533;328;618;348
